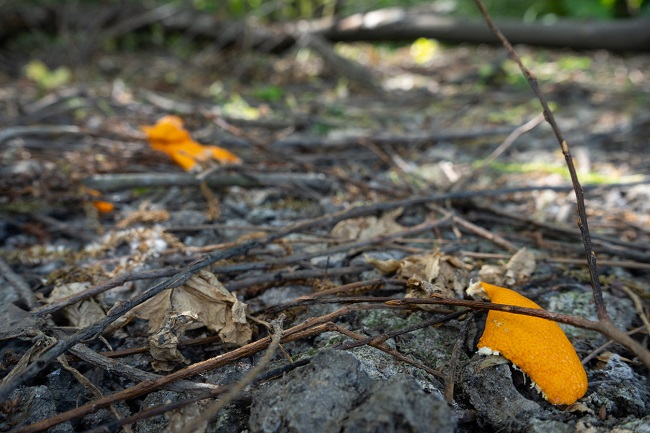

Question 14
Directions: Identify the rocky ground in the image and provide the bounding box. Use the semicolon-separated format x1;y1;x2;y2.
1;35;649;432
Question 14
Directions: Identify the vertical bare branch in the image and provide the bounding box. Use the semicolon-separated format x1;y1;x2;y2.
472;0;609;321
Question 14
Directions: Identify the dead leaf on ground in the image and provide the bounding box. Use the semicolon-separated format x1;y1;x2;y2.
331;207;404;241
46;282;105;328
150;312;197;371
368;249;469;301
478;264;505;286
504;247;536;286
116;206;170;229
127;270;252;370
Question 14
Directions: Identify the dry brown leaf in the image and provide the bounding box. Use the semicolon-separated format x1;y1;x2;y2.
165;401;209;433
47;282;105;328
128;270;252;369
116;207;169;229
364;255;401;274
331;207;404;241
405;251;468;301
478;264;505;286
504;247;536;286
200;182;221;221
150;312;197;372
399;254;430;280
369;249;469;301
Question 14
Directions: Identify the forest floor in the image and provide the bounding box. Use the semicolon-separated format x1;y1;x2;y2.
1;36;650;433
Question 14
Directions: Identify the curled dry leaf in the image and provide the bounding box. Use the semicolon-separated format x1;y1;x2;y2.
478;264;504;285
504;247;536;286
331;208;404;241
150;312;197;372
127;270;252;369
47;282;105;328
116;206;169;229
368;249;469;300
477;247;536;286
141;115;241;171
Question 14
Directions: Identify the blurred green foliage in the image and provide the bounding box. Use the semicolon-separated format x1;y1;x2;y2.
211;0;648;19
14;0;649;19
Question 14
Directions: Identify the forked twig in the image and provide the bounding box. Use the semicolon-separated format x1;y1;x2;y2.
472;0;650;367
472;0;608;321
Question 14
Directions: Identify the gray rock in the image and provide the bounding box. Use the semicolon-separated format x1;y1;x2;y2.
608;414;650;433
0;386;74;433
524;418;573;433
544;291;635;344
342;374;454;433
585;354;650;417
249;350;454;433
249;350;373;433
256;285;312;308
135;390;180;433
460;356;542;431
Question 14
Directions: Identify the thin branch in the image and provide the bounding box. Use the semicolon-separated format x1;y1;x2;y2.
444;314;473;403
473;0;609;321
180;316;285;433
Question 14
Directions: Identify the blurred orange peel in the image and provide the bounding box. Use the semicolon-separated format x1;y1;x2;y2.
83;187;114;214
92;201;115;214
141;115;241;171
475;282;588;405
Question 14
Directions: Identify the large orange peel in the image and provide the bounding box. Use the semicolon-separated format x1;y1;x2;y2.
141;115;241;171
477;282;588;405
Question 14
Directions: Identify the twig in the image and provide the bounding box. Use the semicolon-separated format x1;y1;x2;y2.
65;341;221;393
227;265;372;293
332;323;444;379
450;112;545;192
272;295;650;367
270;126;523;149
581;326;646;365
33;268;177;317
84;335;224;359
444;314;473;403
451;212;518;253
83;171;333;193
36;212;447;317
460;251;650;271
180;315;285;433
387;297;650;368
611;281;650;337
473;0;609;321
0;125;83;145
81;359;310;433
334;309;464;353
0;257;37;309
483;204;650;261
56;354;133;433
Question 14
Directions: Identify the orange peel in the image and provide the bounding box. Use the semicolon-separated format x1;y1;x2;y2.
141;115;241;171
477;282;588;405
